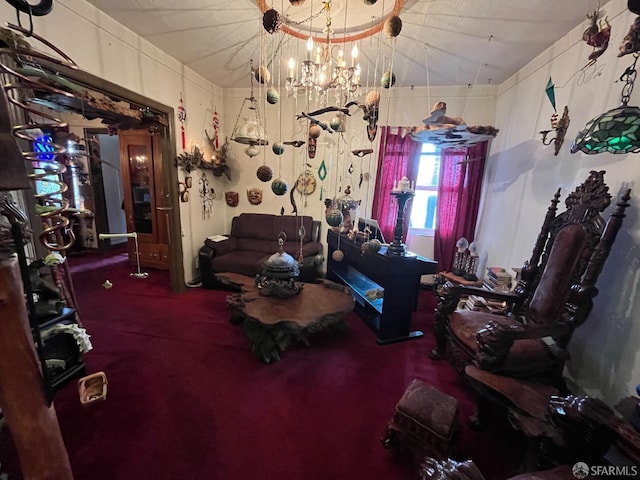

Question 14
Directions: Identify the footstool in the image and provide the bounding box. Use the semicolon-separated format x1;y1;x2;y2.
382;378;460;461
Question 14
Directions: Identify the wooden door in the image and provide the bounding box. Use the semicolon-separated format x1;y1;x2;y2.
119;130;169;269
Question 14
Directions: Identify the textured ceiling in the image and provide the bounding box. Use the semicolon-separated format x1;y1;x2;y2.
84;0;594;89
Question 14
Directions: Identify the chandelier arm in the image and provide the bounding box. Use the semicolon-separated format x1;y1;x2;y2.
257;0;407;44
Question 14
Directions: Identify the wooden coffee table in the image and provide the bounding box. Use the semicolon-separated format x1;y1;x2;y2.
220;272;355;363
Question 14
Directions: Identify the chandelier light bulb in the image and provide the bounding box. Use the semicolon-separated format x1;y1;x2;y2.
351;44;358;66
306;36;314;53
288;57;295;77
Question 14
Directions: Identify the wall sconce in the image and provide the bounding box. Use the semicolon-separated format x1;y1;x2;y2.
539;105;570;155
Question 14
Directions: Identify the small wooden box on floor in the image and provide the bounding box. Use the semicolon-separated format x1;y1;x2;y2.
383;379;459;460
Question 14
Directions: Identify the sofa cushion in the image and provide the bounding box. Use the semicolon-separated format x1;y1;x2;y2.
238;238;272;253
231;214;277;240
211;250;267;277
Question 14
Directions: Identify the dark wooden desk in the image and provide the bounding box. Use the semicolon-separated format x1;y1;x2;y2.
326;230;438;344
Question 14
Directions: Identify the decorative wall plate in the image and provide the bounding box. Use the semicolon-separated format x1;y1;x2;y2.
295;169;317;195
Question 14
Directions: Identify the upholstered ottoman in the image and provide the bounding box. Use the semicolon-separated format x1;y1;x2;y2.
382;379;459;461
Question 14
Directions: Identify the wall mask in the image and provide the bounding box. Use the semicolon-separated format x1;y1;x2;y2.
225;191;239;207
247;187;263;205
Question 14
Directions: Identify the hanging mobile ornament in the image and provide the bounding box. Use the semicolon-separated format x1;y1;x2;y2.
177;92;187;150
212;108;220;150
318;159;327;181
298;224;306;265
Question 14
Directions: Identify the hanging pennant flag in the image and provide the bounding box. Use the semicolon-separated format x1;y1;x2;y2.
545;77;556;113
212;108;220;150
177;92;187;150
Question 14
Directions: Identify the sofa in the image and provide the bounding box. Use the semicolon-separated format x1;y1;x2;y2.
198;213;323;288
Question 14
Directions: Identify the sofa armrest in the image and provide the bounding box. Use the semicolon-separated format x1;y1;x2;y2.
301;241;322;257
204;236;238;256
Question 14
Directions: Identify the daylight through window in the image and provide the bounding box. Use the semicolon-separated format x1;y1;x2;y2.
409;143;440;235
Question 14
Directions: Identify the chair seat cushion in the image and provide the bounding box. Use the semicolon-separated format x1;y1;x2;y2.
448;310;556;375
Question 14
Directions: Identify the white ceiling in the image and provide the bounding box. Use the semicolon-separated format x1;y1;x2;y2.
84;0;596;89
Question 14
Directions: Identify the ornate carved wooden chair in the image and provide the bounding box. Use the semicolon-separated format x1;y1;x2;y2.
430;171;631;388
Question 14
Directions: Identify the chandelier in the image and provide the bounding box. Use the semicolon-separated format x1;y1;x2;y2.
285;2;361;105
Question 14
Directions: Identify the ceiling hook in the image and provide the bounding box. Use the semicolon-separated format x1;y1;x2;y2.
15;2;34;37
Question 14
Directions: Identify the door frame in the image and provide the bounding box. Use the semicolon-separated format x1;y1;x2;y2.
46;65;185;292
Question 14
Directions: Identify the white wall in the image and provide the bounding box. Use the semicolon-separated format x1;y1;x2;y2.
0;0;225;284
220;84;497;266
479;0;640;404
0;0;498;282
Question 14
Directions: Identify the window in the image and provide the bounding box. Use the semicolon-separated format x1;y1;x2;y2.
409;143;440;236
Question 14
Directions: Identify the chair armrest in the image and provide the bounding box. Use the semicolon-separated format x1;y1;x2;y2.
475;319;572;370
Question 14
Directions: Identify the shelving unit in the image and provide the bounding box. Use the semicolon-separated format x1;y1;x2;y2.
327;230;438;344
36;307;86;390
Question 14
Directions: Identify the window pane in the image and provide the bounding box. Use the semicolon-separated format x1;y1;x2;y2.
421;143;437;154
410;191;438;230
416;154;440;187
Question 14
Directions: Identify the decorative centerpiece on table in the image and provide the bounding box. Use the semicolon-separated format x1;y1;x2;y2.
255;233;302;298
387;176;415;256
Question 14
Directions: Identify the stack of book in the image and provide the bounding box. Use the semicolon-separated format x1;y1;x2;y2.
483;267;512;292
464;294;507;313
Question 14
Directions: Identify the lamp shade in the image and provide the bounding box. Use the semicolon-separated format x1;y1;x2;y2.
571;105;640;154
456;237;469;252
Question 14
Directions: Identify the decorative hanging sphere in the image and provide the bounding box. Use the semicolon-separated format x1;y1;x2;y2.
271;178;289;196
365;90;381;107
289;0;305;4
255;65;271;84
330;115;346;132
245;144;260;158
381;71;396;89
384;15;403;38
257;164;273;182
332;249;345;262
364;238;382;254
266;86;280;104
309;124;321;139
272;142;285;155
363;0;378;4
325;208;344;227
262;9;281;34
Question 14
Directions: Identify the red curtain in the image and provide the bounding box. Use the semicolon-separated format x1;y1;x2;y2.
433;141;488;272
371;126;422;242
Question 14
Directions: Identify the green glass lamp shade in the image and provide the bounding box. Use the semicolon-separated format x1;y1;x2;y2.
571;105;640;154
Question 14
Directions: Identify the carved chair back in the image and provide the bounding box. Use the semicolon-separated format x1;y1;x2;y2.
512;171;612;326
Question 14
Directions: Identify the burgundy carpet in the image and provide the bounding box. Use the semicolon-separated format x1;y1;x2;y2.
1;250;524;479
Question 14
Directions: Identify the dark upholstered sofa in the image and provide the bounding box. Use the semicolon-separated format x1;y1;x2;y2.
198;213;323;288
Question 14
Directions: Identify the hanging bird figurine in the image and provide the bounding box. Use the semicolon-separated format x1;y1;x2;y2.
583;9;611;68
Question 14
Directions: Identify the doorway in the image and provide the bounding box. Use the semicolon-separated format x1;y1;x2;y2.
85;129;127;248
